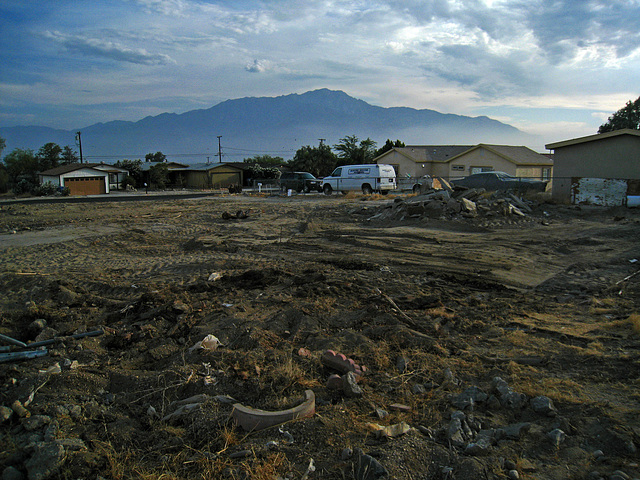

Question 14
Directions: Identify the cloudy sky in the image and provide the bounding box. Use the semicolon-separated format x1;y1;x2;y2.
1;0;639;150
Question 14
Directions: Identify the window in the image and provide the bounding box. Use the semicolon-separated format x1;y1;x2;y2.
452;165;464;171
542;168;551;181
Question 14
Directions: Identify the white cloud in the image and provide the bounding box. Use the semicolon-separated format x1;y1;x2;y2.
43;31;176;65
245;59;270;73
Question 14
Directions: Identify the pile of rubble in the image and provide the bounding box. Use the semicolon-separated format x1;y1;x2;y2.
368;182;539;223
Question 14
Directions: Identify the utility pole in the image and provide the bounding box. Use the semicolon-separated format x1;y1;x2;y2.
206;156;210;165
217;136;222;162
75;131;83;164
318;138;326;147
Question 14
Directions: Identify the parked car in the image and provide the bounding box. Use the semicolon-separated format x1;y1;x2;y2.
321;164;397;195
451;171;548;193
279;172;322;193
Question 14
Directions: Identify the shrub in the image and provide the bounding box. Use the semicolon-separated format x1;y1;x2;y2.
122;175;136;189
33;181;58;196
13;178;36;195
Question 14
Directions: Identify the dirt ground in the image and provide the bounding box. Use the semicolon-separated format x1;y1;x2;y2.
0;192;639;480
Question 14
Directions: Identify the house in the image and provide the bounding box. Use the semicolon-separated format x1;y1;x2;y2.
141;161;190;187
90;163;129;190
183;163;245;189
446;144;553;181
373;144;553;182
39;163;110;195
545;129;640;205
373;145;473;179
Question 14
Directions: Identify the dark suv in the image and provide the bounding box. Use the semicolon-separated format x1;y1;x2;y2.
279;172;322;193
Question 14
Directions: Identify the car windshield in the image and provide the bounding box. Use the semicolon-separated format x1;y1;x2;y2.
301;173;316;179
494;172;515;179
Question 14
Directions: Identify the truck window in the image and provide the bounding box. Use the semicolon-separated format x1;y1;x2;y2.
331;168;342;177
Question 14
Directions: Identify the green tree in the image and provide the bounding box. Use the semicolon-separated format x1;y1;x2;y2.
374;139;405;157
3;148;38;192
36;142;62;171
288;144;338;178
61;145;79;165
598;96;640;133
115;159;143;187
145;151;167;162
0;165;8;193
333;135;377;165
148;162;169;189
243;154;285;166
0;136;5;157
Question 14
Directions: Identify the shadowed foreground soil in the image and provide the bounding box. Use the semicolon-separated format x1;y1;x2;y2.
0;193;639;479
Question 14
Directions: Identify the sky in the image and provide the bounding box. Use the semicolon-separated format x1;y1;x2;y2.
1;0;639;152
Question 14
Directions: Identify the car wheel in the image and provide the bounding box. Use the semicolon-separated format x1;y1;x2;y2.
303;184;310;193
362;184;373;195
323;184;333;195
413;184;420;193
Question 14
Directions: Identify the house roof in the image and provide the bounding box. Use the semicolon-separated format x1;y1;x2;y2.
375;145;475;163
140;161;189;171
187;162;245;172
545;128;640;150
39;163;107;176
449;144;553;166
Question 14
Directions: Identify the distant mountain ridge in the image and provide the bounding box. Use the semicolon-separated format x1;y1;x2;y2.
0;89;532;163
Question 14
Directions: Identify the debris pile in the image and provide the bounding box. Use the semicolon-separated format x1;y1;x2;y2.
367;186;539;223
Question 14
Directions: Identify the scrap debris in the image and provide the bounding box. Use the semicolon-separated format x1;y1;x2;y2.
366;187;539;223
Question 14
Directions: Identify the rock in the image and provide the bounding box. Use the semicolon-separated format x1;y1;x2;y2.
374;408;388;419
25;441;65;480
28;319;47;336
326;374;343;390
354;450;388;480
501;390;528;409
341;447;353;460
451;386;488;410
508;469;520;479
342;372;363;398
548;428;566;447
2;466;24;480
446;198;462;213
395;356;409;373
0;406;14;423
22;415;51;431
465;436;492;456
460;197;477;216
57;285;78;304
500;422;531;440
411;384;426;395
417;425;435;439
530;395;556;416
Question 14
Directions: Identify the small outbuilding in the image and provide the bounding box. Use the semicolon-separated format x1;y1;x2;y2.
39;164;110;195
545;129;640;205
183;163;245;189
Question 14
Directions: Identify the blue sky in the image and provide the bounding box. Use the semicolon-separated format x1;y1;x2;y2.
1;0;639;151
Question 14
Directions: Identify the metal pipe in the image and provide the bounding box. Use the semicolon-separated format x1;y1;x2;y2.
0;333;27;348
25;329;104;348
0;349;48;363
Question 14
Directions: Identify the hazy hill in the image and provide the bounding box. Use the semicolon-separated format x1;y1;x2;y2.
0;89;532;163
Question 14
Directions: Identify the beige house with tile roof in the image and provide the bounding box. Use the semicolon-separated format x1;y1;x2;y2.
373;144;553;182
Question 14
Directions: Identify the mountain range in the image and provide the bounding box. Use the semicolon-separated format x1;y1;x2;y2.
0;89;533;163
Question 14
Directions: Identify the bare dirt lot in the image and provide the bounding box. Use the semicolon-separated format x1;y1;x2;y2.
0;192;639;480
